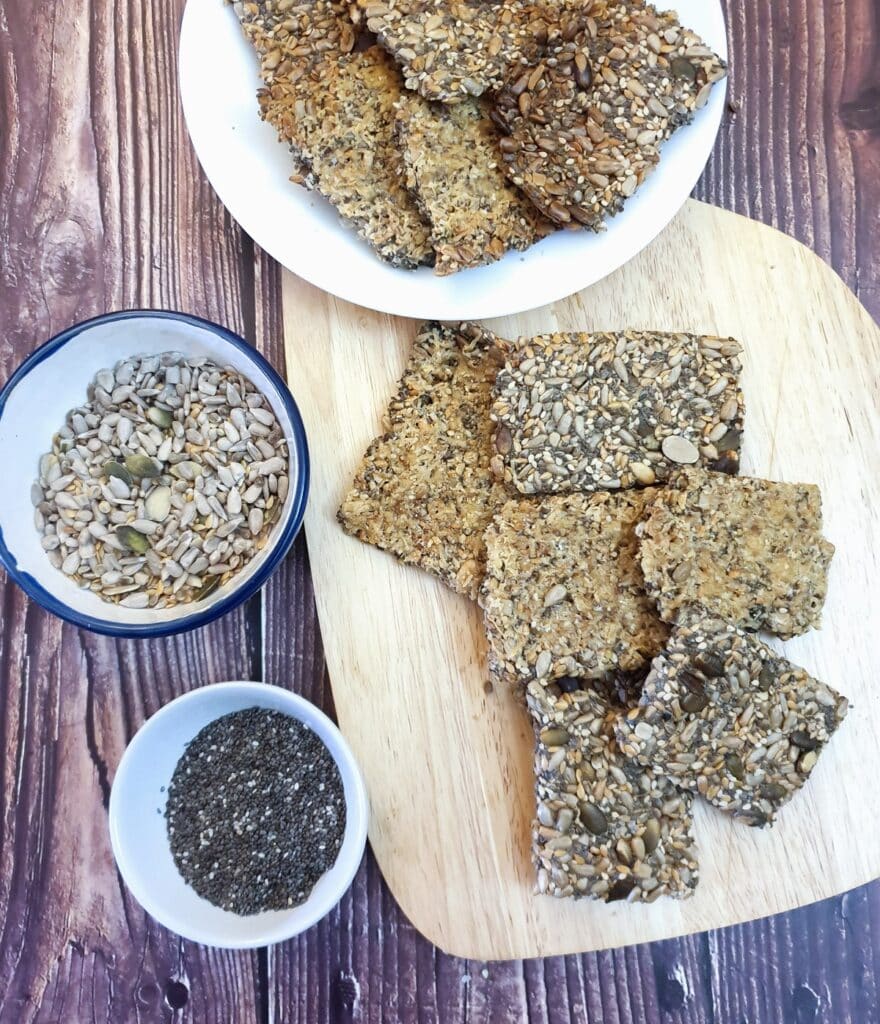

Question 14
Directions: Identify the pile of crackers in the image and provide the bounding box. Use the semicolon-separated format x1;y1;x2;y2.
233;0;727;274
339;322;848;903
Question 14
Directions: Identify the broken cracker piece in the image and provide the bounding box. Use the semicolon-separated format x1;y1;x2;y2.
258;46;434;269
493;0;727;228
491;330;743;496
338;322;509;599
529;680;698;901
395;94;555;276
615;620;849;827
639;467;834;638
480;490;668;689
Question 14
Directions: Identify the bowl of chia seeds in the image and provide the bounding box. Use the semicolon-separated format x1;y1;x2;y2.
109;681;369;948
0;309;309;636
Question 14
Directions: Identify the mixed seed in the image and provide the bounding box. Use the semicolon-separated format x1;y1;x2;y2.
615;621;849;827
490;331;744;495
480;490;668;690
529;680;699;901
638;467;835;639
33;353;289;609
492;0;728;227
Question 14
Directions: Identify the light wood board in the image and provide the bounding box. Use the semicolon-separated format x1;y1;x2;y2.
282;199;880;961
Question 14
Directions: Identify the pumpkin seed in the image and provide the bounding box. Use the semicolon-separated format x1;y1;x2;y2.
103;460;133;486
579;801;608;836
124;454;161;479
671;57;697;81
540;727;570;747
147;406;173;429
790;730;818;751
116;525;150;554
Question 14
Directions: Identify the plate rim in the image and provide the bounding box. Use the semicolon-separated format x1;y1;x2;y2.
178;0;729;320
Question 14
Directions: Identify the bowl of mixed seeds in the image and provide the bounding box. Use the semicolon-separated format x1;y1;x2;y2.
108;681;369;947
0;310;309;636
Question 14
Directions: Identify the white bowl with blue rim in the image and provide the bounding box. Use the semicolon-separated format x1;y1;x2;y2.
0;310;309;637
109;681;369;948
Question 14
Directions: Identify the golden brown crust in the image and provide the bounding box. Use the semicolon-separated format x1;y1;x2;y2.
257;47;434;268
337;322;510;598
479;490;668;689
639;468;835;638
395;95;556;275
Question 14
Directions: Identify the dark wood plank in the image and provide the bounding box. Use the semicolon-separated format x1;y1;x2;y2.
695;0;880;323
0;0;265;1020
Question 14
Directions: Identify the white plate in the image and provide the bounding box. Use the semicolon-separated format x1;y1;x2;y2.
178;0;728;320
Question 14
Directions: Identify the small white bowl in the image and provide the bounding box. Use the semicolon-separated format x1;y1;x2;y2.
0;310;309;637
109;682;369;948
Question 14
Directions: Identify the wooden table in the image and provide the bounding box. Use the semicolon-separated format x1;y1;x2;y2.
0;1;877;1021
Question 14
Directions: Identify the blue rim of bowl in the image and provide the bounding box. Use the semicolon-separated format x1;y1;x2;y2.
0;309;310;638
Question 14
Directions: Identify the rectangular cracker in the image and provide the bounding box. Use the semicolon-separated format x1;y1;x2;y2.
395;94;555;276
639;467;835;638
479;490;669;688
529;680;698;901
337;322;510;599
493;1;727;228
615;620;849;827
257;46;434;269
491;331;744;495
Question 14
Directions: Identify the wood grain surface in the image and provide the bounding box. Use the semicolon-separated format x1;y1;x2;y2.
0;0;877;1021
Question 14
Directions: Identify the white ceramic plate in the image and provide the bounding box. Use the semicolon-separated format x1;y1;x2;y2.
178;0;727;320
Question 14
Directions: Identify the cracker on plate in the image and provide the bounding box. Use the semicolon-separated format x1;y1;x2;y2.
395;94;555;276
352;0;585;103
616;620;849;827
338;322;510;599
235;0;358;188
529;680;698;901
491;331;744;496
639;467;835;638
258;46;434;269
492;0;727;227
480;490;668;689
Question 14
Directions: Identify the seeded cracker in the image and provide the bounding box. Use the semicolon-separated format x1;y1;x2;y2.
491;331;743;496
254;33;434;269
233;0;356;186
493;0;727;227
480;490;668;689
353;1;586;103
338;323;510;599
529;681;698;901
616;621;849;827
639;468;835;638
395;94;556;275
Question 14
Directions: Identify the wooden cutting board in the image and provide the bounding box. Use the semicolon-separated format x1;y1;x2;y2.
282;199;880;960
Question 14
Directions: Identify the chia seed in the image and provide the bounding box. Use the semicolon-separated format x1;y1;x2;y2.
165;707;346;914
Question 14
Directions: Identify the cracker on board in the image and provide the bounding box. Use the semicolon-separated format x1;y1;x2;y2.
338;322;510;598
